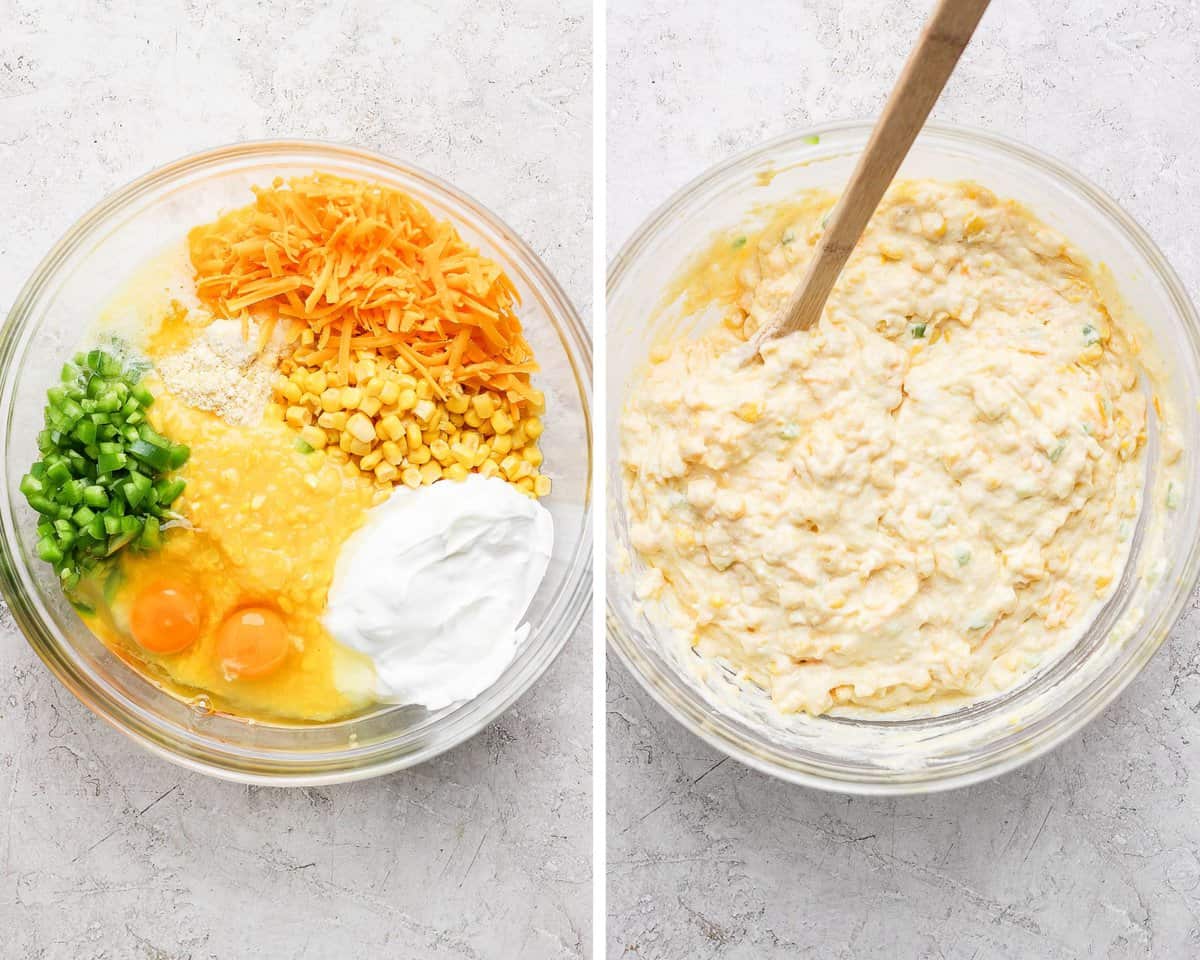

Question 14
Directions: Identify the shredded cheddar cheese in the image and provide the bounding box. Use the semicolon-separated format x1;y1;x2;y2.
186;174;538;406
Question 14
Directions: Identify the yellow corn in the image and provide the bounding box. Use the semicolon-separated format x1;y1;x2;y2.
374;462;398;483
419;462;442;485
346;412;377;443
274;352;550;491
471;393;496;419
299;425;327;450
380;415;404;441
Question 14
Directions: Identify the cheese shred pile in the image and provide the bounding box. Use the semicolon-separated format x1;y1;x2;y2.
186;173;539;405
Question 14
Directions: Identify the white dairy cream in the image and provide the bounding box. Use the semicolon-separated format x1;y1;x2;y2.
324;475;554;710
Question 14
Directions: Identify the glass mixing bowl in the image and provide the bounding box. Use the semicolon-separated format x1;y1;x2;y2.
0;141;591;784
607;122;1200;794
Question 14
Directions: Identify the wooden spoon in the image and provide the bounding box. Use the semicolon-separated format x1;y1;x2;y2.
744;0;992;361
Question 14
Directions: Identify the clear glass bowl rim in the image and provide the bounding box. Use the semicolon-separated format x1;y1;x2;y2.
606;119;1200;794
0;139;593;785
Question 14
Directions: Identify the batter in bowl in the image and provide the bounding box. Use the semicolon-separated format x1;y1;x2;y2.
621;180;1162;716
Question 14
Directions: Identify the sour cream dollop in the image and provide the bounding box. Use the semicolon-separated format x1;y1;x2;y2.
324;474;554;710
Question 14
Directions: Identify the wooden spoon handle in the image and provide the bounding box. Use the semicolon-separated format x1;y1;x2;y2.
753;0;991;351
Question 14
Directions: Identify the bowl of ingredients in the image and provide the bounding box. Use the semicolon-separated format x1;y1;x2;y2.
607;122;1200;793
1;141;591;783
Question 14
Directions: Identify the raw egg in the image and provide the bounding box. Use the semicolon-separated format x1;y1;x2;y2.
130;580;203;654
216;606;290;679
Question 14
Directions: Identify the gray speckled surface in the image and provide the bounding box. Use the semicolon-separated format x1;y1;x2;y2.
0;2;590;958
608;1;1200;957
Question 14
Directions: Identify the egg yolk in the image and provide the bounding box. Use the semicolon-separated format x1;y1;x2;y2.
130;580;203;654
216;607;290;679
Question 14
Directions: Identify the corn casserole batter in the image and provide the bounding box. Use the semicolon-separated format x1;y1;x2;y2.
621;180;1152;715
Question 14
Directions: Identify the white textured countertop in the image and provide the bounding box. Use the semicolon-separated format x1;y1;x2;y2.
608;1;1200;957
0;2;591;957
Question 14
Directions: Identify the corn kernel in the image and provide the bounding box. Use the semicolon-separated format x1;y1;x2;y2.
307;371;327;394
492;434;513;456
401;466;422;489
446;393;470;414
413;399;436;423
285;405;311;427
360;396;382;418
516;477;535;494
533;475;551;497
524;417;544;440
430;439;451;463
349;438;373;458
360;449;383;471
379;381;400;405
406;422;422;449
320;388;342;413
346;412;377;443
464;409;482;428
382;441;405;465
408;445;432;465
523;446;543;468
374;462;398;483
299;425;327;449
491;409;514;434
445;463;469;481
479;459;501;479
364;376;385;398
396;388;418;412
380;415;404;441
281;380;303;403
327;448;349;465
471;394;495;419
500;454;522;480
419;462;443;485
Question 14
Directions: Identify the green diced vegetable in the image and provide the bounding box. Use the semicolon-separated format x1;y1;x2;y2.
20;346;188;593
36;536;63;564
96;451;126;474
128;439;171;470
912;323;928;339
139;517;161;550
19;474;44;498
155;478;186;507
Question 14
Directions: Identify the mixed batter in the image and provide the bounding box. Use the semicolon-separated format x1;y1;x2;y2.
621;180;1151;715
